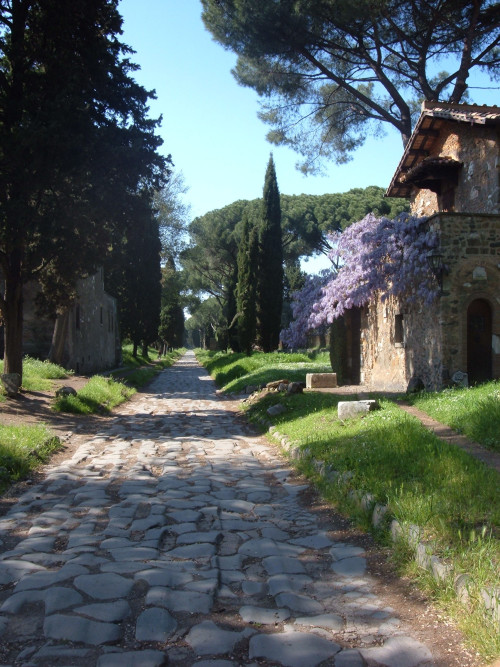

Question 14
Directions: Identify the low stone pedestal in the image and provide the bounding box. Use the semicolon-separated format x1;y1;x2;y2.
1;373;21;397
306;373;337;389
338;399;379;420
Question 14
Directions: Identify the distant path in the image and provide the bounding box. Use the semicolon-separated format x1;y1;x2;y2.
0;351;478;666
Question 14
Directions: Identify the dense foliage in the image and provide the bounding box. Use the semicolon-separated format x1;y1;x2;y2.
158;257;185;352
281;271;331;348
236;214;258;354
257;155;283;351
183;186;408;348
0;0;167;377
202;0;500;171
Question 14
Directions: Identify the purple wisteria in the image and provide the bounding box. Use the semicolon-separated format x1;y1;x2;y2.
281;270;332;347
281;213;439;344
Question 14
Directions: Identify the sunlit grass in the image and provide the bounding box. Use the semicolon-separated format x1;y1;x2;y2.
408;380;500;452
53;376;135;414
195;348;331;392
0;356;70;393
240;380;499;659
0;424;61;492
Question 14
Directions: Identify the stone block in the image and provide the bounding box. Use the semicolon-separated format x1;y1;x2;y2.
337;400;379;420
1;373;21;397
55;386;77;398
267;403;286;417
306;373;337;389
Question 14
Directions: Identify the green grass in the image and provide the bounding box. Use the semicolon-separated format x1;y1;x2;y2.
0;356;70;393
53;375;135;414
112;346;185;388
195;348;331;392
407;380;500;452
199;350;499;659
0;424;61;493
242;389;499;659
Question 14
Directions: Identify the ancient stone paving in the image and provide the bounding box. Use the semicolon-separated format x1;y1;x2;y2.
0;352;447;666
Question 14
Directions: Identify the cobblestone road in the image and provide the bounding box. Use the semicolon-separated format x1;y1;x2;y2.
0;352;468;666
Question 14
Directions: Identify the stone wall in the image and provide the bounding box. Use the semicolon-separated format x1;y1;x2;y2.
360;213;500;391
17;269;120;374
411;122;499;217
432;213;500;382
63;270;120;374
359;295;442;392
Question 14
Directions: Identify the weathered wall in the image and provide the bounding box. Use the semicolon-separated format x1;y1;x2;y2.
431;213;500;381
19;270;120;373
64;270;120;374
411;123;499;217
360;214;500;390
359;295;442;392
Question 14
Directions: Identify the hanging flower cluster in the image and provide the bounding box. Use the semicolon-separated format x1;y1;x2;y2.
281;270;332;348
310;212;438;328
281;213;440;346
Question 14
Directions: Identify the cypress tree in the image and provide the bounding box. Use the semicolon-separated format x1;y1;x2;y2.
236;214;258;355
257;155;283;352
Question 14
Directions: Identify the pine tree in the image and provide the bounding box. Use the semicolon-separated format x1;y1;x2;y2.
256;155;283;352
236;214;259;355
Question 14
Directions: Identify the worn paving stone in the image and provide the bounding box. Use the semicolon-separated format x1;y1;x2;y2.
186;620;254;656
74;573;135;599
43;613;121;645
75;600;131;622
331;556;367;578
274;592;324;614
96;650;168;667
263;555;306;575
359;635;434;667
135;607;177;642
294;613;344;631
0;352;445;666
249;629;341;667
239;605;290;624
146;587;213;614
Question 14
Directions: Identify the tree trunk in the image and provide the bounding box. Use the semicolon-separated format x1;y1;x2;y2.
132;341;138;357
2;271;24;380
49;310;70;366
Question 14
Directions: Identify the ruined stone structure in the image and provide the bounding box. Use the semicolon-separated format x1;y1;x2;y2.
6;269;121;374
353;102;500;390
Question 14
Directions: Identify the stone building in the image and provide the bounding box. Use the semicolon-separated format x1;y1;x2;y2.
3;269;121;374
350;101;500;390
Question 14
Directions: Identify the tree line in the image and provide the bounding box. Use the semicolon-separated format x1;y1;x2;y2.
182;170;408;353
0;0;186;378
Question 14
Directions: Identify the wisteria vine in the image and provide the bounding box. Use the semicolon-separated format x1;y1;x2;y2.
281;213;439;346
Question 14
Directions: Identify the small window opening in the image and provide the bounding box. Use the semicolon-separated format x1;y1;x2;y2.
394;313;404;345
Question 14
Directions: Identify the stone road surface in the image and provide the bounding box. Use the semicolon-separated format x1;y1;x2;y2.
0;352;468;666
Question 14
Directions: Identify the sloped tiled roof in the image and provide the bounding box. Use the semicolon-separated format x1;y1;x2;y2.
386;101;500;198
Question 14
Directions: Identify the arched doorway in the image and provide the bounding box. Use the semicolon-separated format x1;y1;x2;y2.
467;299;492;384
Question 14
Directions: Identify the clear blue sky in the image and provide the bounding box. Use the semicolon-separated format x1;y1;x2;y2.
118;0;498;224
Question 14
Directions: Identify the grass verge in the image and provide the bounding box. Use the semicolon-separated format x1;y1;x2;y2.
195;348;331;392
0;424;61;493
112;346;185;388
0;356;70;394
53;376;135;414
198;350;500;660
407;380;500;452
